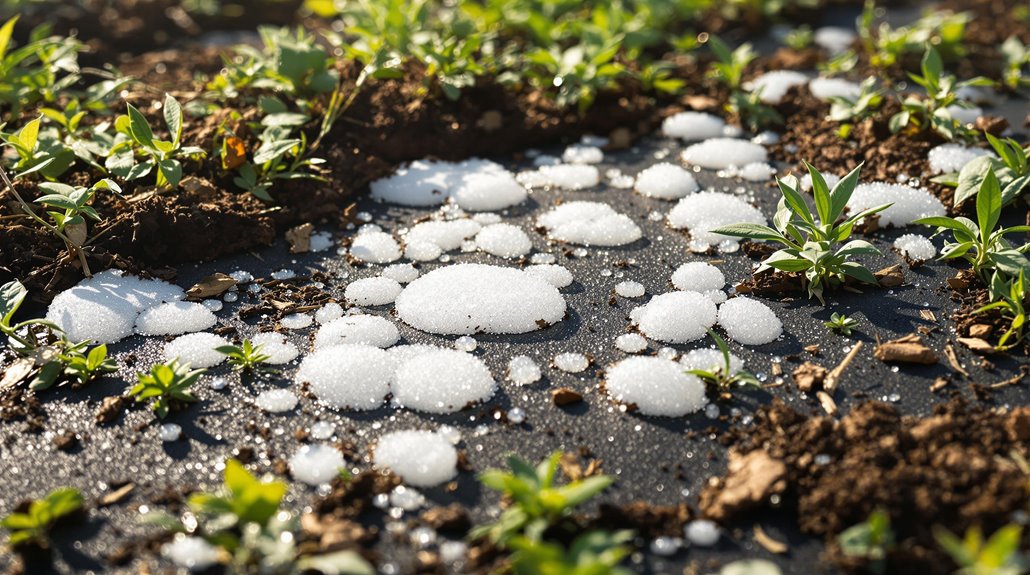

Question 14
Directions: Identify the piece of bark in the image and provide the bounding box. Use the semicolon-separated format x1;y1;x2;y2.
873;334;937;365
874;265;904;287
792;362;827;393
957;337;996;355
698;450;787;522
551;388;583;406
185;273;236;300
285;223;314;253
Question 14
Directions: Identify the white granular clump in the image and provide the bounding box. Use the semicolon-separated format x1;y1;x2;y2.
672;262;725;292
475;224;532;258
685;520;720;546
615;281;645;298
507;355;542;385
370;159;525;211
808;77;862;101
159;423;181;442
162;535;219;571
718;298;782;345
393;349;496;413
297;344;395;410
405;241;443;261
537;201;642;246
605;357;707;416
702;289;728;304
517;164;600;190
524;264;573;288
947;105;982;125
405;219;482;251
680;348;744;374
396;264;566;335
615;333;648;353
734;162;775;182
814;26;857;53
800;172;842;191
163;332;229;368
280;313;313;330
309;231;334;252
848;182;946;227
562;144;604;164
255;389;298;413
314;315;399;349
745;70;809;104
631;292;717;344
451;171;528;212
315;302;344;324
472;213;502;225
46;270;184;344
635;163;700;199
374;430;458;487
310;421;335;440
927;144;991;174
894;234;937;261
454;335;477;352
250;332;300;364
382;263;419;283
135;301;216;336
553;352;589;373
668;192;766;247
388;344;440;365
350;231;402;263
345;277;403;306
661;112;726;141
289;444;345;485
681;138;769;169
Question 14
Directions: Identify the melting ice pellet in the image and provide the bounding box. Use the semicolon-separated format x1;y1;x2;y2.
374;430;458;487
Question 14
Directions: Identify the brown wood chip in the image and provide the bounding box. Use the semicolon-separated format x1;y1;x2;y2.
873;334;937;365
185;273;236;300
825;341;863;393
957;337;996;355
817;390;838;415
285;223;314;254
792;362;827;393
918;309;937;322
874;265;904;287
551;388;583;407
943;343;969;377
98;483;135;507
753;524;789;554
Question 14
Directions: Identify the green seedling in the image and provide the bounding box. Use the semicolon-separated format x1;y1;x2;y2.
107;94;206;189
1;487;83;548
824;312;859;335
129;359;205;419
216;340;272;373
973;271;1027;351
935;524;1027;575
838;508;894;575
686;329;761;393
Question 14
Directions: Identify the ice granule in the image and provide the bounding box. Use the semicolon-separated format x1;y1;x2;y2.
163;332;229;368
135;301;216;336
247;332;298;364
350;231;402;264
553;352;589;373
370;159;525;211
393;349;496;413
524;264;574;288
661;111;726;141
615;333;648;353
405;219;482;251
808;77;862;101
475;223;532;258
395;264;566;335
893;234;936;261
668;192;766;246
672;262;725;292
345;277;402;306
635;163;699;199
382;263;419;284
507;355;542;385
733;162;775;182
927;143;991;174
680;138;769;169
289;444;345;485
405;241;443;261
562;144;604;164
814;26;857;54
631;291;717;343
718;297;782;345
605;357;707;416
255;389;298;413
536;201;642;246
296;344;395;410
314;302;344;324
162;535;219;571
614;281;646;298
450;171;528;212
848;182;945;227
374;430;458;487
517;164;600;190
745;70;809;104
684;520;720;546
280;313;313;330
680;348;744;374
314;315;399;349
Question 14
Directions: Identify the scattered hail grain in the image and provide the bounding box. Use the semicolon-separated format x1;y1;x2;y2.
634;163;699;199
536;201;642;246
605;357;707;416
718;298;782;345
631;292;717;343
374;430;458;487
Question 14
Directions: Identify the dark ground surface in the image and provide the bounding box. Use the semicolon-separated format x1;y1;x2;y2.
2;114;1029;573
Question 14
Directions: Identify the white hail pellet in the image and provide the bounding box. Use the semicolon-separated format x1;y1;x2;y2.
162;535;219;571
255;389;298;413
808;77;862;101
314;315;399;349
135;301;216;336
733;162;775;182
615;333;648;353
680;348;744;374
946;105;983;125
614;281;646;298
374;430;458;487
661;111;726;141
524;264;574;288
684;520;720;546
296;344;395;410
517;164;600;190
314;302;344;324
250;332;300;364
163;332;229;368
451;171;528;212
289;444;345;485
927;143;991;174
393;349;496;413
507;355;542;385
634;163;700;199
536;201;642;246
475;224;532;258
46;270;185;344
345;277;403;306
382;263;420;284
814;26;857;54
668;192;766;248
672;262;725;292
370;159;525;211
405;219;482;251
848;182;945;227
631;291;717;344
605;357;707;416
280;313;313;330
395;264;566;335
680;138;769;169
745;70;809;104
562;144;604;164
405;241;443;261
350;231;402;263
894;234;937;261
159;423;181;442
718;298;782;345
553;352;589;373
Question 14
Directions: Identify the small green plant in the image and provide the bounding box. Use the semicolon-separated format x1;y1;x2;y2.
686;329;761;393
129;360;205;419
1;116;76;180
915;168;1030;284
189;459;287;529
973;272;1028;351
858;3;969;71
784;26;813;51
473;452;613;545
1;279;59;353
707;35;754;91
0;16;84;114
824;312;859;335
507;530;634;575
827;77;883;138
106;94;206;189
1000;36;1030;93
935;524;1027;575
524;38;627;115
34;178;120;247
941;133;1030;207
1;487;83;548
713;163;889;303
216;339;272;373
58;343;118;388
838;508;894;575
729;89;784;131
208;26;339;99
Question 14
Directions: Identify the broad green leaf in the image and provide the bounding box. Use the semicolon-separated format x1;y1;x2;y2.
162;94;182;146
17;117;41;153
1;280;28;327
0;15;18;62
954;156;1002;206
840;262;878;285
559;475;613;508
125;103;156;150
837;239;879;256
764;251;813;272
976;168;1002;241
157;159;182;188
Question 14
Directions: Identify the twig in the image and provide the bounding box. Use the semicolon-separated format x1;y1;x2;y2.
824;341;863;393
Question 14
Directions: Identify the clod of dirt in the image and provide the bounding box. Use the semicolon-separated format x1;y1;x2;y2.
285;223;315;253
873;334;938;365
874;265;905;288
792;362;828;392
698;450;787;522
95;396;130;425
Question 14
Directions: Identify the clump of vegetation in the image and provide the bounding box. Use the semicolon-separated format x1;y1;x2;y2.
1;487;83;548
974;271;1027;351
838;508;894;575
713;163;889;303
827;78;883;138
824;312;859;335
937;133;1030;207
107;94;206;189
935;524;1027;575
129;360;205;419
707;35;782;131
217;339;273;373
686;329;761;394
